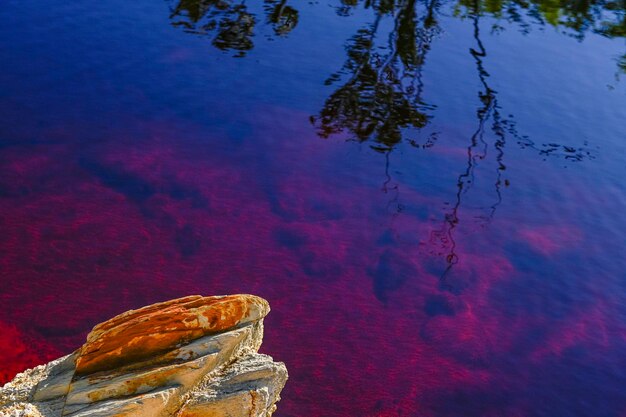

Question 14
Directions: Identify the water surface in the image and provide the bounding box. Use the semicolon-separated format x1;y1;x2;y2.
1;1;625;416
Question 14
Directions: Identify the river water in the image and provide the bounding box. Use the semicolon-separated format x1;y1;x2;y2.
1;1;625;416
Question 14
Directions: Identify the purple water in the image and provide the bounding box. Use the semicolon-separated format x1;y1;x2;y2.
1;1;625;416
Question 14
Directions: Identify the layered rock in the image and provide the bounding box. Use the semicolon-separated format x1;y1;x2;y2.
0;295;287;417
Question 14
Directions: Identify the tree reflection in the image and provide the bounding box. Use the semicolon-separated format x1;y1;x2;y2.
264;0;299;36
453;0;626;79
304;0;604;281
431;0;598;279
311;0;441;150
310;0;624;151
166;0;619;282
167;0;624;68
454;0;626;41
167;0;299;56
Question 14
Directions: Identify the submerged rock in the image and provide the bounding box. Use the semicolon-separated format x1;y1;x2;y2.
0;295;287;417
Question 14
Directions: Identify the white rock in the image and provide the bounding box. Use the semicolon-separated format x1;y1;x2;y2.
0;295;287;417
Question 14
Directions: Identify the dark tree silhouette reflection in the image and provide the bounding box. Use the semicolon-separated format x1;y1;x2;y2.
167;0;624;67
264;0;299;36
310;0;623;151
168;0;299;56
454;0;626;41
312;0;603;286
311;0;441;151
452;0;626;80
165;0;618;287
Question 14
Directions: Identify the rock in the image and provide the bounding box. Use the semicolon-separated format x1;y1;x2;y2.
0;295;287;417
180;354;288;417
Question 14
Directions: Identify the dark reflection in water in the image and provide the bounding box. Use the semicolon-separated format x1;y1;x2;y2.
311;0;622;148
316;0;608;276
166;0;609;275
167;0;625;87
168;0;299;56
432;0;601;278
312;0;438;151
166;0;611;158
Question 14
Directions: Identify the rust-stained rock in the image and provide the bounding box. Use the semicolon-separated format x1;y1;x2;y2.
0;294;286;417
75;294;270;376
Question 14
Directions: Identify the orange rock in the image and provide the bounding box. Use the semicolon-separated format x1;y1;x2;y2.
74;295;269;376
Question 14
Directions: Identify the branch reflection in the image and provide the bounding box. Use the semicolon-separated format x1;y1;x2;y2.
308;0;603;281
433;0;506;282
166;0;619;285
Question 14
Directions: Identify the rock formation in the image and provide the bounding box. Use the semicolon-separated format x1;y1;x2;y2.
0;295;288;417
